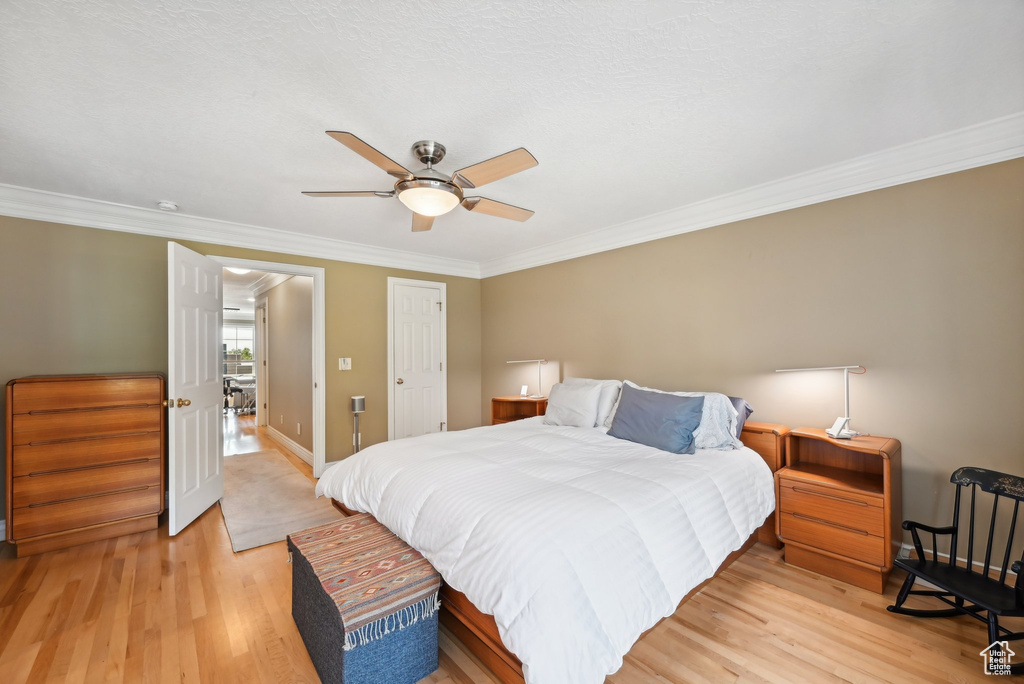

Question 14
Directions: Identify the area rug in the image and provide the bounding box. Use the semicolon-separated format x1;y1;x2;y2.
220;449;342;552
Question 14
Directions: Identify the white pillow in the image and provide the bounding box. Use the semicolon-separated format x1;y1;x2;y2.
562;377;621;427
543;382;603;428
610;381;741;450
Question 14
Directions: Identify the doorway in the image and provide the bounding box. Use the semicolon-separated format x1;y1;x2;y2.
166;245;329;538
214;256;327;477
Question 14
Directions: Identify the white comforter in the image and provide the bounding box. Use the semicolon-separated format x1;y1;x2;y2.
315;417;774;683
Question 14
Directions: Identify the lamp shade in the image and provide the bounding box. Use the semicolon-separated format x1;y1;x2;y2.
397;183;461;216
351;395;365;413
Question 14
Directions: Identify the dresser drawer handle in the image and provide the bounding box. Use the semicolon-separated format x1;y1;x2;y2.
27;485;152;507
27;403;157;415
791;486;869;506
27;457;154;477
791;512;870;536
27;430;158;447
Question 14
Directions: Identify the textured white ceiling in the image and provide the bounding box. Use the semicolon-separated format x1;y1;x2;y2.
1;1;1022;264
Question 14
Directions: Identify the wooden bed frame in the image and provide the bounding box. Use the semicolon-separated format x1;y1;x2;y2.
332;420;789;683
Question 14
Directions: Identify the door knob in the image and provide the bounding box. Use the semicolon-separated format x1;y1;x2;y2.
162;399;173;408
396;378;404;385
177;398;192;407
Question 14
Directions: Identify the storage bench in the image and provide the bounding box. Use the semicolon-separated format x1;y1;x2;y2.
288;514;441;684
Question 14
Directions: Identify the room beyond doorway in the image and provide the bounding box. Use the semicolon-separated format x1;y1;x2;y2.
214;256;327;477
222;266;315;467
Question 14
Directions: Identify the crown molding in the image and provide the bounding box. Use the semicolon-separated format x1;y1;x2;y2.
479;111;1024;277
1;113;1021;281
0;184;482;279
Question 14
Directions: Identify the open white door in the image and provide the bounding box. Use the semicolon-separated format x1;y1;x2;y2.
167;242;225;536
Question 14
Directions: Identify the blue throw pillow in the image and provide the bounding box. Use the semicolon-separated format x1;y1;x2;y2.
608;383;705;454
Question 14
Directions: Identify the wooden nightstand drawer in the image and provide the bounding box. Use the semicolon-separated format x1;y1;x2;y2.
779;510;884;565
779;479;883;534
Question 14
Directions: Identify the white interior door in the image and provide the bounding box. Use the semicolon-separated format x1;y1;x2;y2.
389;279;446;440
167;242;224;536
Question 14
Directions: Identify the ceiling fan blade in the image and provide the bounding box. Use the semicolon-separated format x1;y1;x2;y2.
461;197;535;222
412;213;434;232
325;131;413;180
301;190;395;197
451;148;538;189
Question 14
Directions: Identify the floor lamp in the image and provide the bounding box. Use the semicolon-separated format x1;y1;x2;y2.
351;395;365;453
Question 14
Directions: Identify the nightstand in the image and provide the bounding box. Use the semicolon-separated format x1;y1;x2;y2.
491;396;547;425
775;428;902;593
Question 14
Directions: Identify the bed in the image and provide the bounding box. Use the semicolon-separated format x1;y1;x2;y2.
316;411;788;683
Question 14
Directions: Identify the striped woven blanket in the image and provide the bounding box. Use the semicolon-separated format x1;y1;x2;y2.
287;514;441;650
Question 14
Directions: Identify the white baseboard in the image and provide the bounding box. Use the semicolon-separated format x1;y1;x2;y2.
266;426;313;466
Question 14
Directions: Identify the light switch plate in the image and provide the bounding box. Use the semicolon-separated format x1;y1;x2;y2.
339;357;352;371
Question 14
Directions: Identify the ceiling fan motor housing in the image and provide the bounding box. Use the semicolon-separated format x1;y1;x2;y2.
412;140;446;166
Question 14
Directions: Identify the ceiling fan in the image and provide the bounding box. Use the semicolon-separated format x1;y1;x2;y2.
303;132;538;232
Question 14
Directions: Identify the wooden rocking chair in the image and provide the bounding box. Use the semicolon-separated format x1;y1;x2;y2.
887;467;1024;675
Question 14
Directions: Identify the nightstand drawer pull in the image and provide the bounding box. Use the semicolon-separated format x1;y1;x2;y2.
792;486;868;506
791;512;870;536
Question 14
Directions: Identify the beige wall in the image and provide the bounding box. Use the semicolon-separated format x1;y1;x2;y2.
0;216;483;523
265;276;314;452
481;158;1024;531
2;158;1020;536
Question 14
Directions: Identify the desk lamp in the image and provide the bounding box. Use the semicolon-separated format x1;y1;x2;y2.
506;359;547;399
775;365;866;439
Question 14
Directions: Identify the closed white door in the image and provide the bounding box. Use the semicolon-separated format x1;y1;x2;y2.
167;242;224;536
390;280;446;439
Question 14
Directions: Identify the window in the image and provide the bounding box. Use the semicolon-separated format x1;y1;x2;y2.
223;325;255;377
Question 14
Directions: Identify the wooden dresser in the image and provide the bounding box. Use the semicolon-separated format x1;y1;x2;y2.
775;428;902;593
5;374;166;557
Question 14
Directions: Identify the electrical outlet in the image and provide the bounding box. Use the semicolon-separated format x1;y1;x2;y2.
296;422;301;435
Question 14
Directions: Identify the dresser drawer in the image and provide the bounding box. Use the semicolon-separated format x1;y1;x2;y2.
779;479;883;534
779;510;884;565
10;485;162;540
11;377;163;413
12;432;163;477
11;406;162;445
12;458;161;508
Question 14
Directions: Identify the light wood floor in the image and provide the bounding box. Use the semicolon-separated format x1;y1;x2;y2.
0;414;1010;683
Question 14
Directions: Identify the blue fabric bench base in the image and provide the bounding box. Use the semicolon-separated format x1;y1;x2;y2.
289;536;439;684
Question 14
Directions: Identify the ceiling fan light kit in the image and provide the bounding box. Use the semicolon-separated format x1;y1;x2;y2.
396;178;463;216
304;131;537;231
